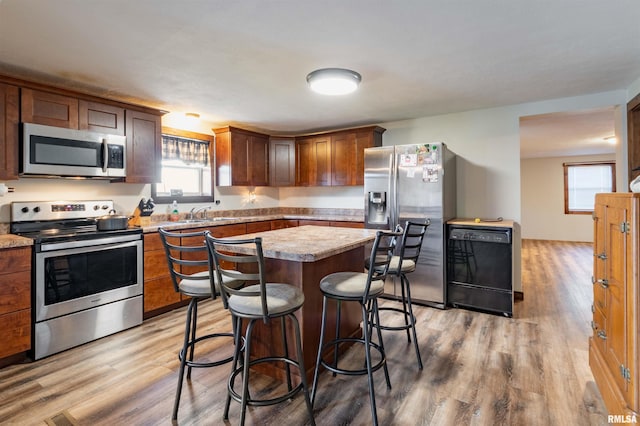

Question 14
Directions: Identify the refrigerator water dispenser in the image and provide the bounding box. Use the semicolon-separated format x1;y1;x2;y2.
367;191;387;224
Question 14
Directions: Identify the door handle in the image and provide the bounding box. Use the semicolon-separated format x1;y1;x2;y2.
597;330;607;340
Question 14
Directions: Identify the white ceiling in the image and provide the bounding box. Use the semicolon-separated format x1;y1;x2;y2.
0;1;638;156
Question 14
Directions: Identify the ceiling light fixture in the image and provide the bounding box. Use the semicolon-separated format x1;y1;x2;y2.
306;68;362;95
604;136;616;144
185;112;200;119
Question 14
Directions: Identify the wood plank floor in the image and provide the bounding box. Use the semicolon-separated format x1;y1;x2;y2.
0;239;609;425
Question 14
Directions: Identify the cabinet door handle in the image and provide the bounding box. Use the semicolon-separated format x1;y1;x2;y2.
596;253;607;260
595;279;609;289
597;330;607;340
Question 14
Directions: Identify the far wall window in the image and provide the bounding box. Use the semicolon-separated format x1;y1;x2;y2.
563;161;615;214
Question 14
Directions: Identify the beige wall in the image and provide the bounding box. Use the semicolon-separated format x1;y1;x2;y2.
520;154;615;242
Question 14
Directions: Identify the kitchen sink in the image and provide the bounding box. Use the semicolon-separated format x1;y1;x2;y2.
211;217;239;221
178;219;209;224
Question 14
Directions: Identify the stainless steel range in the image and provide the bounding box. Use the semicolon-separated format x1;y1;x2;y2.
10;200;143;360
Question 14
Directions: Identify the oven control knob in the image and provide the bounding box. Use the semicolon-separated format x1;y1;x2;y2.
101;205;109;210
21;207;29;213
33;206;40;213
93;205;100;210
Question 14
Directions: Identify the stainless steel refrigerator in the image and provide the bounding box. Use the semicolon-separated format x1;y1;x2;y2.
364;143;456;308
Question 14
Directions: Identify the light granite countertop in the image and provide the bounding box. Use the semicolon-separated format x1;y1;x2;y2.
0;234;33;249
210;225;378;262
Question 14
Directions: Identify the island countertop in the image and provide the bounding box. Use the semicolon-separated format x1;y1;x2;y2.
213;225;378;262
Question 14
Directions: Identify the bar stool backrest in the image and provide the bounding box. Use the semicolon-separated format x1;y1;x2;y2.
396;219;431;273
364;230;401;301
159;227;216;296
205;234;270;319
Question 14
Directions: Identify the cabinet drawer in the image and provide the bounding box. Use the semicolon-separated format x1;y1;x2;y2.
247;221;272;233
0;309;31;358
144;233;164;252
144;276;181;313
144;250;171;280
0;246;31;271
0;270;31;315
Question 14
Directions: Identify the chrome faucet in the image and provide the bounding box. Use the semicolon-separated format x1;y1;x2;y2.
188;206;211;220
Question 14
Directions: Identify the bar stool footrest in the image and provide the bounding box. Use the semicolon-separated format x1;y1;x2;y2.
179;332;238;368
374;306;417;332
319;337;387;376
228;356;304;407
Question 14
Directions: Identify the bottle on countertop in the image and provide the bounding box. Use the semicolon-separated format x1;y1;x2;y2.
169;200;180;221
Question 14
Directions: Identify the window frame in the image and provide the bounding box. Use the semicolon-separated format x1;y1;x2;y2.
563;161;616;215
151;127;215;204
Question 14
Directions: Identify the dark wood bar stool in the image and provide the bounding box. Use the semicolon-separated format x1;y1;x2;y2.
310;229;399;426
375;219;430;369
158;228;239;422
205;233;315;426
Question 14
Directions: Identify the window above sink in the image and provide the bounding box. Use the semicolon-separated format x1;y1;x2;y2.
152;127;215;204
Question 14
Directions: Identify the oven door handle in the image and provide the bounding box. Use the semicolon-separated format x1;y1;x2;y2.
39;234;141;252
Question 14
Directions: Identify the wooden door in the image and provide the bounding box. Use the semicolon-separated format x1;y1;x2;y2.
125;109;161;183
602;197;630;398
79;100;125;135
331;132;355;186
296;137;313;186
250;134;269;186
21;88;79;128
0;83;19;180
230;131;251;186
269;138;295;186
313;135;331;186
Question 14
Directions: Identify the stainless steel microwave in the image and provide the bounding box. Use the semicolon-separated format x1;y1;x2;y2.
21;123;126;179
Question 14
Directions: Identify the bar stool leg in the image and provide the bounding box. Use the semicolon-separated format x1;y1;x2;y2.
311;295;328;406
362;301;379;426
290;312;316;426
403;275;423;370
172;298;196;421
332;299;342;376
186;299;198;379
239;319;256;426
399;279;412;342
372;299;391;388
224;315;242;420
281;316;293;391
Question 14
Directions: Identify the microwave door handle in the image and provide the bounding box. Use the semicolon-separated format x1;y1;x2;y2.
101;138;109;172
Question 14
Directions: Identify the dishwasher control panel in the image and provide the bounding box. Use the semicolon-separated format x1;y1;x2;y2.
448;228;511;244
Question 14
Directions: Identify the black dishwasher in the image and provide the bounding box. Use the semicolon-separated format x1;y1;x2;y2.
446;225;513;317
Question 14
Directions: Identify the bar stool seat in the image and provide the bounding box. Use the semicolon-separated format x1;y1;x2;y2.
320;271;385;297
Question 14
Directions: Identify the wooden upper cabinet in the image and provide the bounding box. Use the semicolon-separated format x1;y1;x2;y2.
331;131;356;186
125;109;161;183
214;126;270;187
21;88;79;128
79;100;125;135
354;127;385;185
299;126;385;187
22;89;126;137
296;135;331;186
269;137;295;187
0;83;19;180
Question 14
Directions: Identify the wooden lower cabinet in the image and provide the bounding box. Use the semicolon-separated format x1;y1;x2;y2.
591;193;639;417
0;246;32;360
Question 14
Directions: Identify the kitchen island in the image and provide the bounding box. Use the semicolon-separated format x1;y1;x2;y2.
215;225;378;381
